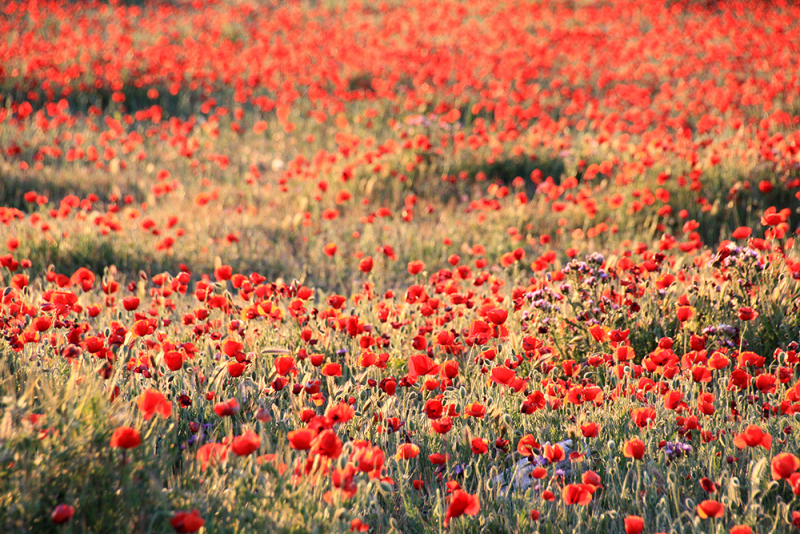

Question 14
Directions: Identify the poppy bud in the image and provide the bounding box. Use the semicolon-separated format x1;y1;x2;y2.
51;504;75;524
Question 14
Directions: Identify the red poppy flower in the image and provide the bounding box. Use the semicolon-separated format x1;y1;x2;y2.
754;374;776;394
353;445;385;476
379;377;397;396
487;308;508;325
196;443;228;471
444;490;480;527
655;274;675;290
348;518;369;532
696;500;725;519
664;390;684;411
407;260;425;275
214;398;240;417
731;227;752;240
441;360;459;378
110;426;141;449
322;362;342;377
491;366;516;385
253;120;268;134
581;422;599;438
322;243;337;257
677;305;695;323
214;265;232;281
517;434;540;456
51;504;75;524
311;429;343;459
738;307;758;321
471;438;489;455
325;402;355;425
761;209;785;226
274;356;297;376
531;467;547;479
465;402;486;418
623;439;645;460
447;481;462;494
588;324;607;342
11;274;28;290
632;407;656;428
733;426;771;450
544;444;565;463
227;361;246;377
231;430;260;456
358;256;373;272
122;297;140;311
408;354;440;379
424;399;444;419
562;484;594;505
700;477;717;493
429;453;448;465
33;316;52;332
581;470;603;490
708;351;730;369
357;350;377;368
431;416;453;434
164;350;184;371
222;339;243;358
170;510;205;533
395;443;420;460
288;428;316;450
137;389;172;420
624;515;644;534
771;453;800;480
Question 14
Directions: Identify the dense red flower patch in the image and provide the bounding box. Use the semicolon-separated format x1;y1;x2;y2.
2;0;800;532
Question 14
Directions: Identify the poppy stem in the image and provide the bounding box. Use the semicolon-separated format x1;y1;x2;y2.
738;323;745;356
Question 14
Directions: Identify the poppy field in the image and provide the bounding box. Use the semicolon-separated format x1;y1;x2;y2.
3;0;800;532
